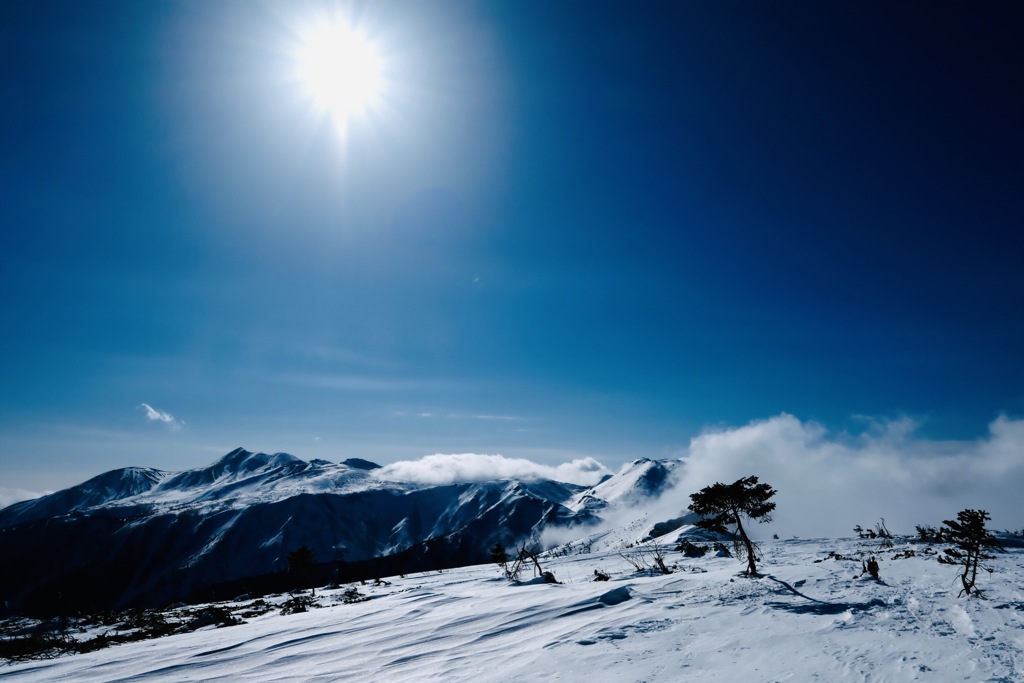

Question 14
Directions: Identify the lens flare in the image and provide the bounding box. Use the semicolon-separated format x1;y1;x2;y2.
298;21;382;125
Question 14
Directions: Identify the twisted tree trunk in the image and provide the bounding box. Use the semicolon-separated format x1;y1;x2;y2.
732;506;758;576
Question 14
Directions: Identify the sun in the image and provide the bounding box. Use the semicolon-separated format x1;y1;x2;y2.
297;20;383;126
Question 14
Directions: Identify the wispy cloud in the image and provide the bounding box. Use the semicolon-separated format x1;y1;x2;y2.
139;403;183;431
394;411;526;421
301;344;393;369
0;487;49;510
671;413;1024;537
278;373;453;392
440;413;525;421
373;453;611;486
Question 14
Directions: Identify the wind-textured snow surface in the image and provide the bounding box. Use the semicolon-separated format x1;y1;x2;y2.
4;535;1021;682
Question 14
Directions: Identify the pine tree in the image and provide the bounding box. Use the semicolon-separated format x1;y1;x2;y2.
287;545;317;594
940;509;1002;597
689;476;777;576
489;541;509;567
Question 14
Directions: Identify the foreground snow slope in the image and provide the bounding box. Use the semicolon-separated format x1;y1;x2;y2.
4;536;1021;682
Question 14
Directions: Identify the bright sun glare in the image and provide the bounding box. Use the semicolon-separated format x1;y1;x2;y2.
298;20;382;125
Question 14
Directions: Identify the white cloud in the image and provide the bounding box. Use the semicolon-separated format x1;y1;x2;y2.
373;453;611;486
139;403;183;431
673;413;1024;538
0;487;48;510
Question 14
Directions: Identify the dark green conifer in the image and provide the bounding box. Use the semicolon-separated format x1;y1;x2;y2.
940;509;1002;597
689;476;777;576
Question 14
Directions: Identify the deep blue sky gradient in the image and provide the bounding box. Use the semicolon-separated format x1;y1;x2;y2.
2;1;1021;492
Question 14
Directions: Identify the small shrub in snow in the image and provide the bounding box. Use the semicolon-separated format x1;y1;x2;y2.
621;542;673;575
340;587;367;604
712;542;732;557
855;520;894;546
621;551;645;573
188;607;240;629
855;557;880;581
0;629;76;662
676;540;708;558
915;525;947;544
940;509;1003;597
813;551;855;563
547;539;594;557
238;599;273;619
280;595;319;615
498;543;550;583
0;604;249;661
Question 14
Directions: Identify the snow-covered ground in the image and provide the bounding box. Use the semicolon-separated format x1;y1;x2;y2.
3;533;1021;682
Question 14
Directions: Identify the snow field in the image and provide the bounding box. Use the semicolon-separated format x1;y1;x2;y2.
2;537;1021;682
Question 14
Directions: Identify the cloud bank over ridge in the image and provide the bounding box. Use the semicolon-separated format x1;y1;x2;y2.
673;414;1024;538
369;414;1022;538
373;453;611;487
0;487;49;511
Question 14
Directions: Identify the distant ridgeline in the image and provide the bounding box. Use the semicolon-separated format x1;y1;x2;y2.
0;449;680;616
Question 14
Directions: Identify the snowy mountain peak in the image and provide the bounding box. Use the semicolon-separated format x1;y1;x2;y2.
340;457;381;470
0;466;167;527
213;447;302;474
571;457;682;510
158;448;304;491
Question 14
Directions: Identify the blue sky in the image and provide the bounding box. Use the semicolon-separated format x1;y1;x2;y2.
2;1;1022;496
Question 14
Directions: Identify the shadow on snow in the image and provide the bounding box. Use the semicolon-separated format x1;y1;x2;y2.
764;575;886;616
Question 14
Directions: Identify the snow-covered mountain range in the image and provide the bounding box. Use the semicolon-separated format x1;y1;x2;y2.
0;449;681;615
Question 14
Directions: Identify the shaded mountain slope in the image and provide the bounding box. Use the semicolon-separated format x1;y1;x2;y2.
0;449;628;615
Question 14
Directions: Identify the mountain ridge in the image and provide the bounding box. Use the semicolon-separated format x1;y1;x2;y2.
0;449;683;616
